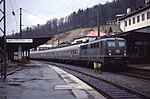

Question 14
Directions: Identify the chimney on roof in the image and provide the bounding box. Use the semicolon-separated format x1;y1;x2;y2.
127;8;131;14
145;0;150;4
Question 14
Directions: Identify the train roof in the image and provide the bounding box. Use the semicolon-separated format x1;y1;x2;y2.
100;37;125;41
81;37;125;45
31;37;125;54
31;43;84;54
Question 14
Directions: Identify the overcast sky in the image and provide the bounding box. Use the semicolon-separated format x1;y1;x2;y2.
3;0;112;35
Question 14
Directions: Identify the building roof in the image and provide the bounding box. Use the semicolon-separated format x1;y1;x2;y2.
86;29;107;37
119;4;150;21
0;36;51;53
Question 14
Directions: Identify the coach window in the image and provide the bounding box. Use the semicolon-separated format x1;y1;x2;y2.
92;44;94;48
92;44;93;48
100;41;103;47
85;45;87;49
97;42;99;48
71;50;72;54
81;46;83;50
83;46;85;49
76;50;78;54
94;43;96;48
75;50;77;54
74;50;76;54
72;50;74;54
68;51;69;55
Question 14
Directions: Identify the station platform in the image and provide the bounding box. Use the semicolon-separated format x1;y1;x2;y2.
0;61;106;99
127;64;150;72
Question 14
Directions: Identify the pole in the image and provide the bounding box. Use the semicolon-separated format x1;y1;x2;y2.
97;9;100;37
57;28;59;46
18;8;22;62
58;34;59;46
3;0;7;79
20;8;22;37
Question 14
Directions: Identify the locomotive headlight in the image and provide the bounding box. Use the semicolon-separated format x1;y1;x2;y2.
109;53;111;56
109;50;111;56
124;50;126;56
124;53;126;56
109;50;112;52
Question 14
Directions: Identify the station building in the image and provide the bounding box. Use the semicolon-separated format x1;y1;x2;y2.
116;1;150;63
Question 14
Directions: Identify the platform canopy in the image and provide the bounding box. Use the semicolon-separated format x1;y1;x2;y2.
0;37;51;53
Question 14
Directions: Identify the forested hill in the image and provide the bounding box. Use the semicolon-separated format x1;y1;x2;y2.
11;0;145;38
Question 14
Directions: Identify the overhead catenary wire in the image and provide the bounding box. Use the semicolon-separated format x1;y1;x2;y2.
61;0;73;17
9;0;14;12
84;0;94;9
9;0;19;33
22;9;48;21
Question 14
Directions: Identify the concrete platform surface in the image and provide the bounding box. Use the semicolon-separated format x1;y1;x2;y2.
127;64;150;71
0;61;106;99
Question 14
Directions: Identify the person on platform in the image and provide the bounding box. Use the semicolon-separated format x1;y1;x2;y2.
97;62;102;74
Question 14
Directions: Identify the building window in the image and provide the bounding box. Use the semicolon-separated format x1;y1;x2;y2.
142;14;145;21
125;20;127;26
133;17;135;24
147;11;150;19
129;19;131;25
137;16;140;23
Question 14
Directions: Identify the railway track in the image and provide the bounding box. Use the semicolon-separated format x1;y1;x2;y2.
45;62;150;99
113;66;150;81
116;71;150;81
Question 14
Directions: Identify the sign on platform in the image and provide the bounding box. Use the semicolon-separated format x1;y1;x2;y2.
6;39;33;43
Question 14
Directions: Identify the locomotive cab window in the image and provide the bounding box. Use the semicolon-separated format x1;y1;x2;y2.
108;41;116;47
119;41;125;47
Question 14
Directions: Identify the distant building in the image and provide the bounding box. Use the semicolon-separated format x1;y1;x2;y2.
59;42;71;46
71;29;107;44
31;44;53;51
71;36;96;44
86;29;107;37
106;20;118;25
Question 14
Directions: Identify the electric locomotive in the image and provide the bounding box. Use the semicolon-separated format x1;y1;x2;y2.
80;38;127;67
